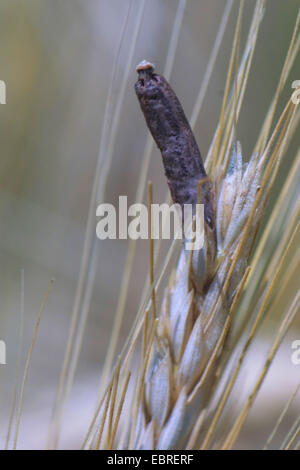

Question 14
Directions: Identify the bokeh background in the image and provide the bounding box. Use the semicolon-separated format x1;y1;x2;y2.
0;0;299;449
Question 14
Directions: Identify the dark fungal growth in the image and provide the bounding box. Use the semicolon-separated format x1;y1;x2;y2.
135;60;215;232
